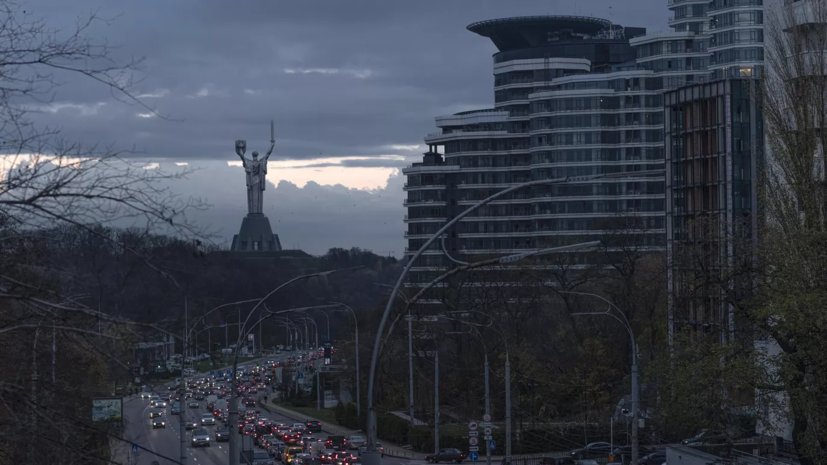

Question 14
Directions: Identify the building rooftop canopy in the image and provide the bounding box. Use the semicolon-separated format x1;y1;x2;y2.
467;15;615;51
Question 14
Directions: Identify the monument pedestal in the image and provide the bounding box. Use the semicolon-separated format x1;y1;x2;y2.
230;213;282;252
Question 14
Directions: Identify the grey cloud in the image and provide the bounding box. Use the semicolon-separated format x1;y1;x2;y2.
18;0;667;163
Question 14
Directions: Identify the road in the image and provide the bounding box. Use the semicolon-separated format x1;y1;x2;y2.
123;356;423;465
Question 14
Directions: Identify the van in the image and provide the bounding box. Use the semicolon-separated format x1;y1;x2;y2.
325;435;346;451
284;446;304;463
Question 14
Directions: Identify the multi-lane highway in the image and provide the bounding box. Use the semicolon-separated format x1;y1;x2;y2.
122;355;422;465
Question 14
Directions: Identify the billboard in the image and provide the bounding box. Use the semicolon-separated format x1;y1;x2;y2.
92;397;123;422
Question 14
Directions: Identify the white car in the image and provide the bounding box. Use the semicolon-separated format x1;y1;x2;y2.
200;414;215;425
347;436;365;450
150;396;161;407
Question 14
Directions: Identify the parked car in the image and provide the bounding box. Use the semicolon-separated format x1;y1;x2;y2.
570;442;612;460
425;448;465;463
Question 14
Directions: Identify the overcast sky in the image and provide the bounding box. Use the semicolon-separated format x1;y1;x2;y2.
18;0;668;256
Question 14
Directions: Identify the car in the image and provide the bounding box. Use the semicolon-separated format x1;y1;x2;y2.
215;427;230;442
306;420;322;433
538;456;575;465
141;390;153;399
192;428;211;447
358;443;384;457
152;417;166;428
345;436;364;450
188;400;199;409
259;434;278;447
325;436;346;451
155;400;167;408
425;448;465;464
570;442;612;460
148;409;162;419
284;446;305;464
251;450;273;465
170;403;181;415
641;451;666;465
149;396;161;407
201;414;215;425
331;452;356;465
186;421;198;430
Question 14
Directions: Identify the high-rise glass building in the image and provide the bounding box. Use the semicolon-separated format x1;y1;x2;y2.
403;17;665;285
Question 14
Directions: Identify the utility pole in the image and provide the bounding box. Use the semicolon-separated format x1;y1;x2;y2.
408;310;415;428
180;325;187;465
434;350;439;454
631;344;639;465
505;354;512;465
485;353;491;465
52;326;56;384
317;370;322;411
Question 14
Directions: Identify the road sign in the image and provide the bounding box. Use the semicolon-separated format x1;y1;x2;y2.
132;444;138;453
468;421;478;430
468;431;479;436
469;452;479;461
484;427;492;435
298;373;304;379
209;370;214;375
483;414;491;422
484;435;492;440
489;441;496;450
469;437;479;446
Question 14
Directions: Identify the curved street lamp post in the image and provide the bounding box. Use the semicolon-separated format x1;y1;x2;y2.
363;170;663;465
560;290;639;465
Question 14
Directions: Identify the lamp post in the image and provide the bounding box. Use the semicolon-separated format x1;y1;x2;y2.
328;301;360;417
228;266;360;465
365;171;663;465
374;283;416;428
560;290;639;465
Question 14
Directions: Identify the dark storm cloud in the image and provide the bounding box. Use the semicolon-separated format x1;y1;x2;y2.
19;0;667;162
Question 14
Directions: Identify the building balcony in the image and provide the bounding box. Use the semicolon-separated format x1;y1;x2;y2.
403;199;446;207
403;183;447;191
424;130;510;143
404;215;447;223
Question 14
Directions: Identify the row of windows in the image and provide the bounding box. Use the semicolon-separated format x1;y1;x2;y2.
537;216;665;231
711;29;763;47
444;139;530;154
494;69;574;87
636;39;708;60
711;47;764;65
708;0;762;10
637;57;708;72
531;113;663;130
550;77;663;92
672;4;708;19
533;181;665;197
533;130;663;146
531;148;663;163
532;95;664;113
673;22;708;34
533;164;663;179
534;199;665;214
709;10;763;28
455;155;531;169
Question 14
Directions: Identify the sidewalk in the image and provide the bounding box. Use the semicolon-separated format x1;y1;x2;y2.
256;398;427;460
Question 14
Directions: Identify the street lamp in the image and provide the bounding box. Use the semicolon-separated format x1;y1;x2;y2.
328;301;360;417
560;290;639;465
374;283;415;428
228;266;360;465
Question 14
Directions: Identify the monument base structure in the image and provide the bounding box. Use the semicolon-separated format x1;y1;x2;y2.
230;213;282;252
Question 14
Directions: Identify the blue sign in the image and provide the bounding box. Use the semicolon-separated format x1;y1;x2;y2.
489;441;496;450
297;373;304;379
226;370;231;375
469;452;479;462
132;445;138;453
209;370;214;375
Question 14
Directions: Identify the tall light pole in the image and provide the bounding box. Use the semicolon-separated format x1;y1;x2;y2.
375;283;415;428
228;267;359;465
328;301;360;417
313;310;331;343
560;290;639;465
